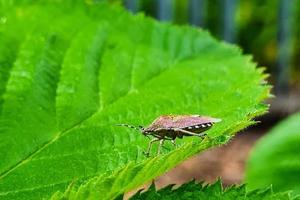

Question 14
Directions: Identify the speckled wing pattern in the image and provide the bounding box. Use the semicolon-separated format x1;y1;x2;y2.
145;115;221;131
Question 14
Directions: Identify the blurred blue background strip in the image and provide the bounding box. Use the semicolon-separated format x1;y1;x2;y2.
157;0;173;21
222;0;237;43
276;0;293;95
124;0;139;13
189;0;206;27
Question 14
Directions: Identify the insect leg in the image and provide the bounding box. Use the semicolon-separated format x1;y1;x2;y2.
157;139;165;155
174;128;207;137
144;138;160;157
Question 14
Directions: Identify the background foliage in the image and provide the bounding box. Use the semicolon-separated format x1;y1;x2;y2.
246;112;300;195
0;1;269;199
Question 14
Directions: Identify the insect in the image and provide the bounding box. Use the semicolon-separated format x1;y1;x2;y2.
117;114;221;157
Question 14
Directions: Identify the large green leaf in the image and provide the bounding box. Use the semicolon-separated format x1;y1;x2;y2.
127;180;297;200
246;112;300;195
0;2;269;200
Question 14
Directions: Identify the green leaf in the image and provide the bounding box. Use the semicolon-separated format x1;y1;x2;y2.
246;112;300;195
0;33;18;113
127;180;297;200
0;2;269;200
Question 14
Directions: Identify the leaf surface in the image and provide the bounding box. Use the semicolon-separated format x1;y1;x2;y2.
128;180;297;200
0;2;269;200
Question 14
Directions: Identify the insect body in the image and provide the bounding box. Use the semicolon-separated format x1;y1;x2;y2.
117;115;221;156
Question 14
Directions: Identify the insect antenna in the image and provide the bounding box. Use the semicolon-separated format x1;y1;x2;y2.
115;124;151;139
115;124;144;131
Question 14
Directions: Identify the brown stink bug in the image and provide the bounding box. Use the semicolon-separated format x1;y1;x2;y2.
117;114;221;156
